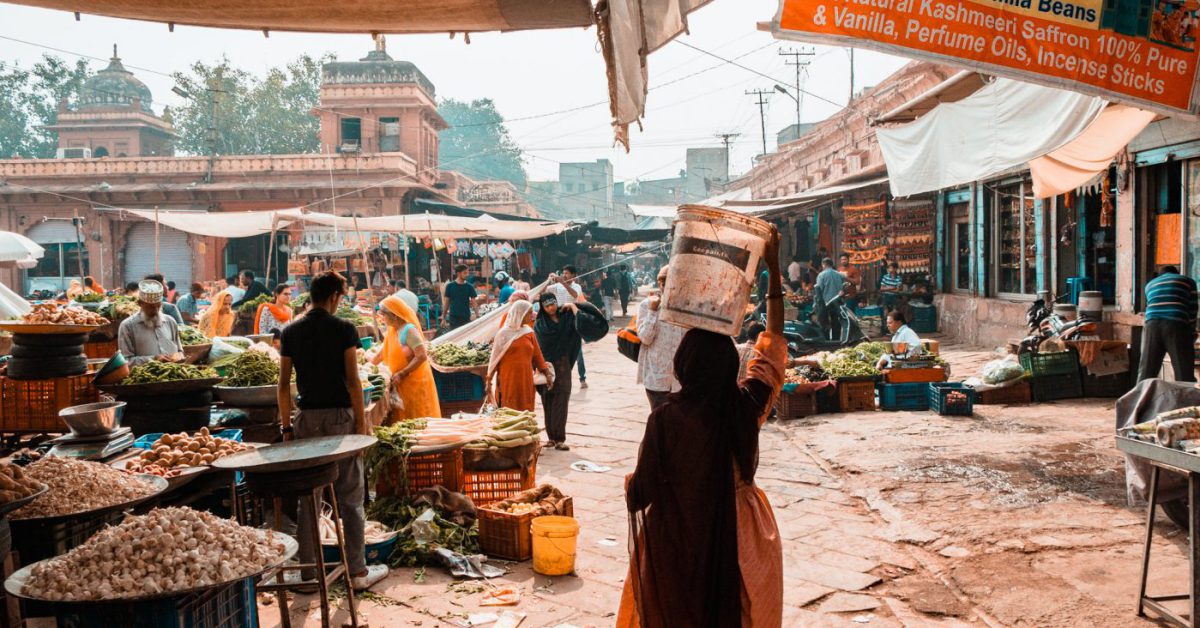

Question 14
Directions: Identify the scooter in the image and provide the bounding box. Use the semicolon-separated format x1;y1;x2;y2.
1020;290;1100;353
785;292;869;357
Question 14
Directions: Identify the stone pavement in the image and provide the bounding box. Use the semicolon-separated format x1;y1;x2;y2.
260;330;1191;627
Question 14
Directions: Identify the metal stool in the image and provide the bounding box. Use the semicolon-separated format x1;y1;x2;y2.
247;463;358;628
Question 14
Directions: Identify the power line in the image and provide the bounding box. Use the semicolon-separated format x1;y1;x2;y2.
674;39;844;109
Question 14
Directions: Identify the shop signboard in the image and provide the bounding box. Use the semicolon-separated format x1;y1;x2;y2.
770;0;1200;115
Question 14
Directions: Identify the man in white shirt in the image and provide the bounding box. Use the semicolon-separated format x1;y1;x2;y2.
876;310;923;369
118;280;184;366
548;266;589;388
637;266;686;409
787;256;804;291
390;280;420;315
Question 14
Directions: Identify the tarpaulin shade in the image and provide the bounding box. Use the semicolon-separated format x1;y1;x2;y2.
4;0;594;33
1029;104;1157;198
876;79;1106;198
627;204;678;218
587;225;670;245
110;208;303;238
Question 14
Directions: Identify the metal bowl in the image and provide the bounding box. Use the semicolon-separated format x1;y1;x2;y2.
58;401;125;436
214;383;296;407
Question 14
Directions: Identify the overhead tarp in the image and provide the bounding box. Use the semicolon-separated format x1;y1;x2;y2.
413;198;549;222
598;0;713;148
723;176;889;214
292;212;574;240
768;0;1200;117
876;79;1106;198
4;0;594;33
695;187;751;207
628;204;678;218
110;208;303;238
1029;104;1157;198
588;225;671;245
432;279;553;346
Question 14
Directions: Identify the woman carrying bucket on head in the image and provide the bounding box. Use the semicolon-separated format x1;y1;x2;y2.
617;211;785;628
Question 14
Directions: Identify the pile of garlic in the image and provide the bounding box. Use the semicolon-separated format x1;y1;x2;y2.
12;457;158;519
23;507;287;600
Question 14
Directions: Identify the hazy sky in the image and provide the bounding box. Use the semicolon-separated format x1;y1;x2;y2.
0;0;909;188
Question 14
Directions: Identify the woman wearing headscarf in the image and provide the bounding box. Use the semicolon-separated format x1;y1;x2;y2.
254;284;294;335
486;300;552;412
371;295;440;421
199;290;236;338
616;228;786;628
83;276;105;295
534;292;581;451
65;279;84;301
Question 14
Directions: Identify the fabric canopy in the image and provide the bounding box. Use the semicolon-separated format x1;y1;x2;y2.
1029;105;1157;199
4;0;594;33
291;212;574;240
876;79;1107;198
112;208;303;238
628;204;677;218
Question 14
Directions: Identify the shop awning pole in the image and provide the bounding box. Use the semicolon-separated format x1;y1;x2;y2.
265;212;277;287
154;205;160;275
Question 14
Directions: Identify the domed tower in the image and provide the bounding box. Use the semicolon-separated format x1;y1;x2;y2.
316;37;446;176
47;45;176;158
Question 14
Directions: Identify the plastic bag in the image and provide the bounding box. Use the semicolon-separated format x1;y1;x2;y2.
981;357;1024;385
209;336;250;362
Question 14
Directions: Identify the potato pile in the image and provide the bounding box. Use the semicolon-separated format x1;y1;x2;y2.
12;457;157;519
22;303;108;326
22;507;287;600
0;464;45;504
125;427;250;472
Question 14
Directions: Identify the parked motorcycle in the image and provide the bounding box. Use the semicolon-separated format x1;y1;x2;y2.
1020;290;1099;353
742;292;867;357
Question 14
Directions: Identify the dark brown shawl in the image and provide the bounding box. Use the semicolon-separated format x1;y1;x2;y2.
625;328;772;628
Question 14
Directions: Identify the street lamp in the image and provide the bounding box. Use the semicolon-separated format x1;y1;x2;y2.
774;84;798;103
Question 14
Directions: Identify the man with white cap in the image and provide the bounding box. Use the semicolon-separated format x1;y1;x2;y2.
117;279;184;366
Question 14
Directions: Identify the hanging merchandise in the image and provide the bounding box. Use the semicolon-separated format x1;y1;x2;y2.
495;241;515;259
842;201;888;266
473;241;488;258
888;199;935;274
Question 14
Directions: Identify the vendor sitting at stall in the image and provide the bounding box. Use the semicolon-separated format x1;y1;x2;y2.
117;280;183;366
875;311;923;370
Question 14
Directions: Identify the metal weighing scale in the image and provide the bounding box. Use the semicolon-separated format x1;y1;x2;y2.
43;427;135;460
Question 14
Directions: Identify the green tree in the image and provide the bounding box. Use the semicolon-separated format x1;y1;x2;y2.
0;55;91;159
438;98;527;187
170;54;329;156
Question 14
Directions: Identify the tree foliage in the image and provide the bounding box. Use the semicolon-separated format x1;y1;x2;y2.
170;54;329;156
0;55;91;159
438;98;527;187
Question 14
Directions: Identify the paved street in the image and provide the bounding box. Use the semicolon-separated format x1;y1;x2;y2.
262;324;1192;628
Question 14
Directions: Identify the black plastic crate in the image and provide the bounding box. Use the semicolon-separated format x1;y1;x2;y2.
928;382;974;416
52;577;258;627
910;305;937;333
11;510;124;567
878;382;930;411
1081;370;1133;398
1019;349;1080;377
1031;371;1084;402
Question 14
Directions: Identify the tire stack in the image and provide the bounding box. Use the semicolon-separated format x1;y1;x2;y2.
6;334;88;380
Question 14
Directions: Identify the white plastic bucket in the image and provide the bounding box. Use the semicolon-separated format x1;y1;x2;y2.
1078;291;1103;320
661;205;773;336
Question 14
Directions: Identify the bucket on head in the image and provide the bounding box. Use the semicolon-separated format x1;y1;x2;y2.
531;515;580;576
1078;291;1103;321
1052;303;1077;321
661;205;773;336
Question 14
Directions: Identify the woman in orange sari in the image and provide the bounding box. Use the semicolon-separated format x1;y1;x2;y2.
486;300;552;412
371;295;440;421
83;276;105;295
254;284;293;335
199;290;236;338
617;228;785;628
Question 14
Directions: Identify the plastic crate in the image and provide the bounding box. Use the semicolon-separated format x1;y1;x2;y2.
884;367;947;384
1018;349;1080;377
837;378;877;413
11;510;124;567
324;533;399;566
928;382;974;416
0;374;99;434
375;448;463;498
134;429;244;449
910;304;937;333
878;382;930;411
479;496;574;561
82;339;118;360
433;371;485;402
50;576;257;628
775;389;818;419
815;385;840;413
1081;370;1132;398
461;460;538;506
1030;371;1084;402
973;380;1032;405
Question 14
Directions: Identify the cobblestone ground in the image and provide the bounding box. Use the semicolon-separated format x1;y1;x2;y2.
261;323;1192;628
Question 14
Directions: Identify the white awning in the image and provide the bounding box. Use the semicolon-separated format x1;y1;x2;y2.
291;212;574;240
628;204;678;218
107;208;303;238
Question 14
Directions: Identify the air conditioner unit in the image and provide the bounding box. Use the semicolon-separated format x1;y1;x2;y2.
56;147;91;159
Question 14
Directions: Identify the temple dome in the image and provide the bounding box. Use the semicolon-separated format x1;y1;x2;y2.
78;45;154;113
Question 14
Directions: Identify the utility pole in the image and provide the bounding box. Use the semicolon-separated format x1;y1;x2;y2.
849;48;856;102
779;47;814;128
745;89;772;157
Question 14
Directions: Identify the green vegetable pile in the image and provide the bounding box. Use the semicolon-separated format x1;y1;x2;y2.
124;361;218;384
237;293;271;314
179;325;210;347
820;341;889;379
222;350;280;387
103;296;139;321
336;305;365;325
364;419;427;490
73;292;105;304
465;408;540;450
430;342;491;367
291;292;310;314
833;341;890;365
366;497;479;568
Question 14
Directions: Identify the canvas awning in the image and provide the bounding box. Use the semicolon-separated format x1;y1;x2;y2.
627;204;678;218
876;79;1107;198
1029;105;1158;198
107;208;304;238
874;71;987;125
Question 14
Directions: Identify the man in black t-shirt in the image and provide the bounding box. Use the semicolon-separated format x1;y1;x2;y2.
442;264;480;330
278;271;387;591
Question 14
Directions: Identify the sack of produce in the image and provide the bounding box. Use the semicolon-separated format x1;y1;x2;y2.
982;357;1025;386
209;336;251;363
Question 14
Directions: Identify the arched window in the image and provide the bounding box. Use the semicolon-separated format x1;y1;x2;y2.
93;146;109;157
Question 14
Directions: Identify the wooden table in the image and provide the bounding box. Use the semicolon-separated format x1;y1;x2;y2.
1117;435;1200;627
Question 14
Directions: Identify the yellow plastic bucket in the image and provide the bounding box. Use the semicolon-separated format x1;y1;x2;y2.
531;516;580;576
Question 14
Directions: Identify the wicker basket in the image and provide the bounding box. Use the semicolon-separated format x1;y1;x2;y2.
0;374;99;434
478;496;573;561
462;459;538;506
463;440;541;472
837;378;876;413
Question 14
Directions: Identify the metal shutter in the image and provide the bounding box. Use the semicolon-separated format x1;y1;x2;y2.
124;223;192;286
25;221;79;244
